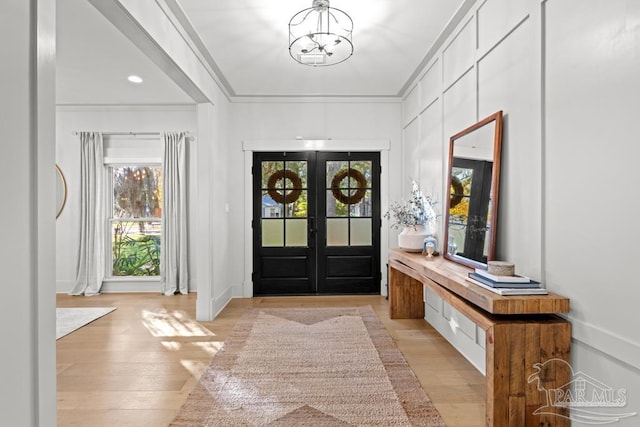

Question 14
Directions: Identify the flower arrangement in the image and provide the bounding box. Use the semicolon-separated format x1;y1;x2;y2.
384;180;437;230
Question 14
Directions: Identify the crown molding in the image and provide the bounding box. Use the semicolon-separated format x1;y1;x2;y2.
398;0;476;98
56;104;197;112
230;95;401;104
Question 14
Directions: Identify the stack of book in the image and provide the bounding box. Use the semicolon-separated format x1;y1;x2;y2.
466;268;548;295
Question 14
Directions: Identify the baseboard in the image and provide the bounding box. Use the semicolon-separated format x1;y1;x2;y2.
56;279;200;294
211;285;234;318
241;280;253;297
57;280;75;293
100;280;162;293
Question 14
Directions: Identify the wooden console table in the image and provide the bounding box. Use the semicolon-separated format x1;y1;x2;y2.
388;248;571;426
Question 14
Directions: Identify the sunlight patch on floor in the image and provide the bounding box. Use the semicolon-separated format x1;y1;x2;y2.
191;341;224;356
161;341;182;351
159;340;223;356
180;360;208;378
141;309;216;337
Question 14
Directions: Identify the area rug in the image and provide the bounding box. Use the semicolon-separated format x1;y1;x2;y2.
171;306;444;426
56;307;116;339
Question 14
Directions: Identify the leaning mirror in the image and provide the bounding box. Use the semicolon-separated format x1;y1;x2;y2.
443;111;503;269
56;165;67;219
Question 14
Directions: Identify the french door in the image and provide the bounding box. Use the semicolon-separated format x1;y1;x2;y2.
253;151;381;295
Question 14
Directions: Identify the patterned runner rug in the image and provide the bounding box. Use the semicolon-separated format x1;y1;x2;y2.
171;306;444;426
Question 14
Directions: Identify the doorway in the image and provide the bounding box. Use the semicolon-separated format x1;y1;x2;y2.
252;151;381;295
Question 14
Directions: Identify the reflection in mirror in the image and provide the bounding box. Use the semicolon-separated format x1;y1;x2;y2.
444;111;503;269
56;165;67;219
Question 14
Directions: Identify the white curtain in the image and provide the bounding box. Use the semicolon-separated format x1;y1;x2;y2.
71;132;105;296
161;132;189;295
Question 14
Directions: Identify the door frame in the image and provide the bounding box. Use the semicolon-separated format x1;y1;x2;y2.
242;139;391;298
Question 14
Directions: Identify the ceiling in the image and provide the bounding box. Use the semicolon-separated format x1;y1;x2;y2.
56;0;470;104
56;0;193;105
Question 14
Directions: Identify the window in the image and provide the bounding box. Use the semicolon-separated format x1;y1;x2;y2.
109;165;162;277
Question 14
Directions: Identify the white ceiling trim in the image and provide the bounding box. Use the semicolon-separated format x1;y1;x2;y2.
242;139;390;152
56;104;196;112
231;96;402;104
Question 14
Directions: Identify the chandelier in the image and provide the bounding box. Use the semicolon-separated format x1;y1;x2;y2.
289;0;353;67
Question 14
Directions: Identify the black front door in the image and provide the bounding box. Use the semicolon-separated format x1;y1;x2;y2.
253;151;380;295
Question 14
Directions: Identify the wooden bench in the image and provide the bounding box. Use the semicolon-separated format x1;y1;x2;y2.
388;248;571;426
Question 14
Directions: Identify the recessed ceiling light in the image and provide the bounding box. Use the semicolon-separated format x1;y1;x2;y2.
127;75;143;83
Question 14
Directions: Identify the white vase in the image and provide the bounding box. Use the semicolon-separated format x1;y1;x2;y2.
398;224;430;252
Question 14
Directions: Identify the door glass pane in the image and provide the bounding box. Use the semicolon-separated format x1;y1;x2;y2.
285;161;307;188
326;190;348;217
326;161;348;187
449;223;466;256
449;167;469;255
262;161;284;188
262;219;283;247
327;218;348;246
350;160;372;188
285;190;307;218
452;167;473;196
450;167;472;218
285;219;308;247
262;190;283;218
484;204;492;257
350;218;372;246
349;190;372;217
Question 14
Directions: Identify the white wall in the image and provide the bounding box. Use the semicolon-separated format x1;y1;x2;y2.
195;97;234;320
544;0;640;421
209;97;232;314
55;106;198;293
402;0;640;424
229;100;402;296
0;1;57;425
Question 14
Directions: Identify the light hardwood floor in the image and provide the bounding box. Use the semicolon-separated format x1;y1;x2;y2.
57;293;484;426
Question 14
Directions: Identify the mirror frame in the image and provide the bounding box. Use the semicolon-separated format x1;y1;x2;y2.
443;110;503;269
56;164;67;219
